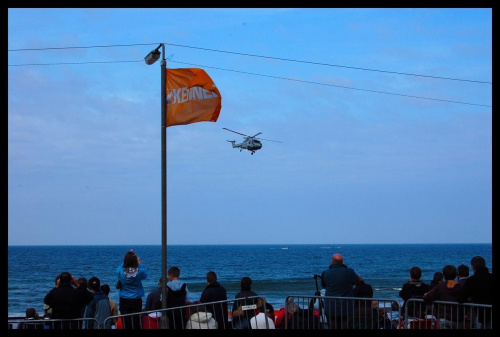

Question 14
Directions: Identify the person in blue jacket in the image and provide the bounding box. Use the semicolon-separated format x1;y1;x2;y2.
116;249;147;329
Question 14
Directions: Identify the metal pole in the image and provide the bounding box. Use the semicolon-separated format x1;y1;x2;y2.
160;44;167;314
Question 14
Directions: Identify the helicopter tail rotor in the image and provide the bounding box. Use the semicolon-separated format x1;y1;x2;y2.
226;140;237;148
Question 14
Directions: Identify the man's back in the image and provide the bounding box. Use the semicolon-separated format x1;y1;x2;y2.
457;256;492;327
320;254;360;321
44;284;92;319
322;264;359;297
200;281;228;329
144;287;162;311
458;266;492;305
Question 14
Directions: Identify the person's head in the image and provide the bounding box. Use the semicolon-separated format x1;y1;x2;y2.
25;308;37;319
59;272;72;285
265;302;275;321
470;256;486;272
391;302;399;311
195;301;207;313
88;277;101;291
332;254;344;265
157;277;165;286
188;300;204;315
432;271;444;283
207;271;217;284
100;284;111;295
409;266;422;281
457;264;469;278
78;277;88;289
442;265;457;281
353;280;373;298
240;276;252;291
286;297;299;314
123;251;139;269
168;266;181;279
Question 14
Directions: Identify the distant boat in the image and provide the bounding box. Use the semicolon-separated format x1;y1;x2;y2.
281;247;290;250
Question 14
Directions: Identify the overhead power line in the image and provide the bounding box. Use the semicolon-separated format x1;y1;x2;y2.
8;42;491;85
170;60;491;108
7;43;492;108
8;58;491;108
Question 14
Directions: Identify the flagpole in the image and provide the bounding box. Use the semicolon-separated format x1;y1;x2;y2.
144;43;168;328
160;43;167;314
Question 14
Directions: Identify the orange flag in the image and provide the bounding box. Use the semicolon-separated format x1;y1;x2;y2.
166;68;222;127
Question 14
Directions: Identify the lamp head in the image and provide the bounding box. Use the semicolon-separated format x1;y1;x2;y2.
144;50;161;65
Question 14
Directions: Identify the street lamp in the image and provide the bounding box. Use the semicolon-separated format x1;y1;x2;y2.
144;43;168;314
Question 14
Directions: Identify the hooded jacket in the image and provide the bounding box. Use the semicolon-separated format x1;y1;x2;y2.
83;290;112;329
200;281;228;329
457;266;492;323
399;280;430;317
185;311;218;329
423;280;463;320
115;263;147;299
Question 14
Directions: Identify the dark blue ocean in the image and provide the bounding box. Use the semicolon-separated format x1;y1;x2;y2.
8;244;492;317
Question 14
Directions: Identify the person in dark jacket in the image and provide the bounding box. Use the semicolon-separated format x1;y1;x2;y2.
423;265;463;328
43;271;94;329
352;280;377;329
399;266;430;319
200;271;229;329
428;271;444;291
457;256;492;329
457;264;469;285
321;253;361;329
143;277;164;312
83;276;111;329
231;276;258;329
17;308;44;329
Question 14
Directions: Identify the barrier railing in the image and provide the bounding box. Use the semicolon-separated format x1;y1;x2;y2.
104;295;266;329
403;298;492;329
8;296;492;329
282;295;401;329
8;317;98;329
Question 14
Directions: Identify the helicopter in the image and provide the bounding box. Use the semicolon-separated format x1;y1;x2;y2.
223;127;282;155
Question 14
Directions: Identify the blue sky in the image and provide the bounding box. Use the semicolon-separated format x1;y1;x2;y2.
8;8;492;245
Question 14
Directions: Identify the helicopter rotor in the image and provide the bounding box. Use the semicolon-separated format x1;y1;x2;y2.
222;128;282;143
222;128;250;138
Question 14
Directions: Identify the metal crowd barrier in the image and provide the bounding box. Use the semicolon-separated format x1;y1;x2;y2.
104;295;267;329
8;317;98;329
8;296;492;330
403;298;492;329
282;295;401;329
